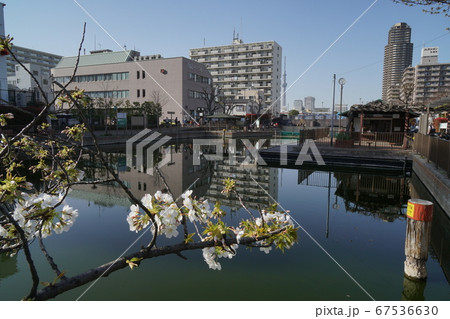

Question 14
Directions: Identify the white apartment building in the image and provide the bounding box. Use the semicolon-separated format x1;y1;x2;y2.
401;47;450;106
190;39;282;117
8;63;54;106
52;49;212;123
0;2;8;102
6;46;62;76
6;46;62;106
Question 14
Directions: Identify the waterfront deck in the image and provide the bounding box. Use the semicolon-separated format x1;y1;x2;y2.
259;143;413;175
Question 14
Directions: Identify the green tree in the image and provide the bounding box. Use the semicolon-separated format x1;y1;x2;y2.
288;109;300;117
141;101;162;127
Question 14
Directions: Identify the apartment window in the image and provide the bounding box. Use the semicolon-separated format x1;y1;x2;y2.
137;89;140;98
142;89;146;98
137;70;140;79
142;70;145;79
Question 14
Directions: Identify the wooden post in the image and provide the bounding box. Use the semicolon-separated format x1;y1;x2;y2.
404;199;433;280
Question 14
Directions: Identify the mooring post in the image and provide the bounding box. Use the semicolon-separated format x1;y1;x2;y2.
404;199;433;280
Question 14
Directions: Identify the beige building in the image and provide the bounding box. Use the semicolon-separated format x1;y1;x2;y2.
190;38;282;117
52;49;212;123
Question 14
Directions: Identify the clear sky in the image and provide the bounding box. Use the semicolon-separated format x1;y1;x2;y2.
3;0;450;109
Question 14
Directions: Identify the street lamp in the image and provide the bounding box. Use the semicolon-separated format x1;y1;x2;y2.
338;77;346;130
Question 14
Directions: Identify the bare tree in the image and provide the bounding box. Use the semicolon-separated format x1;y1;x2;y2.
201;83;220;116
392;0;450;16
218;94;238;115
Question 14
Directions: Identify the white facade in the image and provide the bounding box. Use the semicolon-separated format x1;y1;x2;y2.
8;63;53;106
6;46;61;77
304;96;315;111
293;99;303;111
401;47;450;106
233;89;266;117
190;40;282;117
421;47;438;65
5;46;61;106
0;2;8;103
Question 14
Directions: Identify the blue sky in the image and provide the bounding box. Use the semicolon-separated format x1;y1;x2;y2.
4;0;449;109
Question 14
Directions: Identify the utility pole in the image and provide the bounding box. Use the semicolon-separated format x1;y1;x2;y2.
330;74;336;146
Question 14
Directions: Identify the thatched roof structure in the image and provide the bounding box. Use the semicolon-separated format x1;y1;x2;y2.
340;100;420;117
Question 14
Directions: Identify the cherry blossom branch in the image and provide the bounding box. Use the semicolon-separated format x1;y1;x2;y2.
33;228;286;300
0;197;39;300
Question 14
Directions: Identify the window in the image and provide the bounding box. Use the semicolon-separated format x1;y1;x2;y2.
142;70;145;79
137;89;140;98
142;89;146;97
137;70;140;79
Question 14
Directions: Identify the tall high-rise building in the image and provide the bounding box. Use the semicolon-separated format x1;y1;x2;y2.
293;99;303;111
382;22;413;104
304;96;315;111
190;37;282;116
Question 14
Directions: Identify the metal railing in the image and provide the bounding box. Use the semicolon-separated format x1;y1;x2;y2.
297;130;413;149
413;133;450;177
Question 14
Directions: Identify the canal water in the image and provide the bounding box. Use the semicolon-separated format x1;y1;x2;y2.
0;142;449;301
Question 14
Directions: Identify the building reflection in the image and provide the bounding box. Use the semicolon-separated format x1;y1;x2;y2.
298;169;410;222
205;159;278;212
74;142;280;214
74;143;213;206
0;253;18;284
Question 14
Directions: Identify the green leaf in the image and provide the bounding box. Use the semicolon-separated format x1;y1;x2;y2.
184;233;195;244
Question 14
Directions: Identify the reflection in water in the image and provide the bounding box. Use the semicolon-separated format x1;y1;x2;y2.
75;143;213;207
402;276;426;301
0;254;18;284
205;159;278;212
3;142;445;300
409;173;450;285
298;170;410;222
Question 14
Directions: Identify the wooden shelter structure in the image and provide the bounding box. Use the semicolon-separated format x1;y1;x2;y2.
340;100;420;133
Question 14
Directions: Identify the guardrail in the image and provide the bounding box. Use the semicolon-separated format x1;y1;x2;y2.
297;130;413;149
413;133;450;177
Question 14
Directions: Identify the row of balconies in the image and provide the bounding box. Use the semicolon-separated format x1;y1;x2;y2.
207;61;273;69
222;82;272;89
212;75;272;81
193;53;273;62
191;45;274;56
208;66;274;74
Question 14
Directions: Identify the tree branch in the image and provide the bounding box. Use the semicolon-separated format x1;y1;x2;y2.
33;229;285;300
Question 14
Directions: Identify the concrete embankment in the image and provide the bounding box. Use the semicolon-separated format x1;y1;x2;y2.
83;128;278;146
412;155;450;218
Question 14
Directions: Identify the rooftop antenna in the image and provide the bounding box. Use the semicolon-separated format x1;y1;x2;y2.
240;16;243;42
